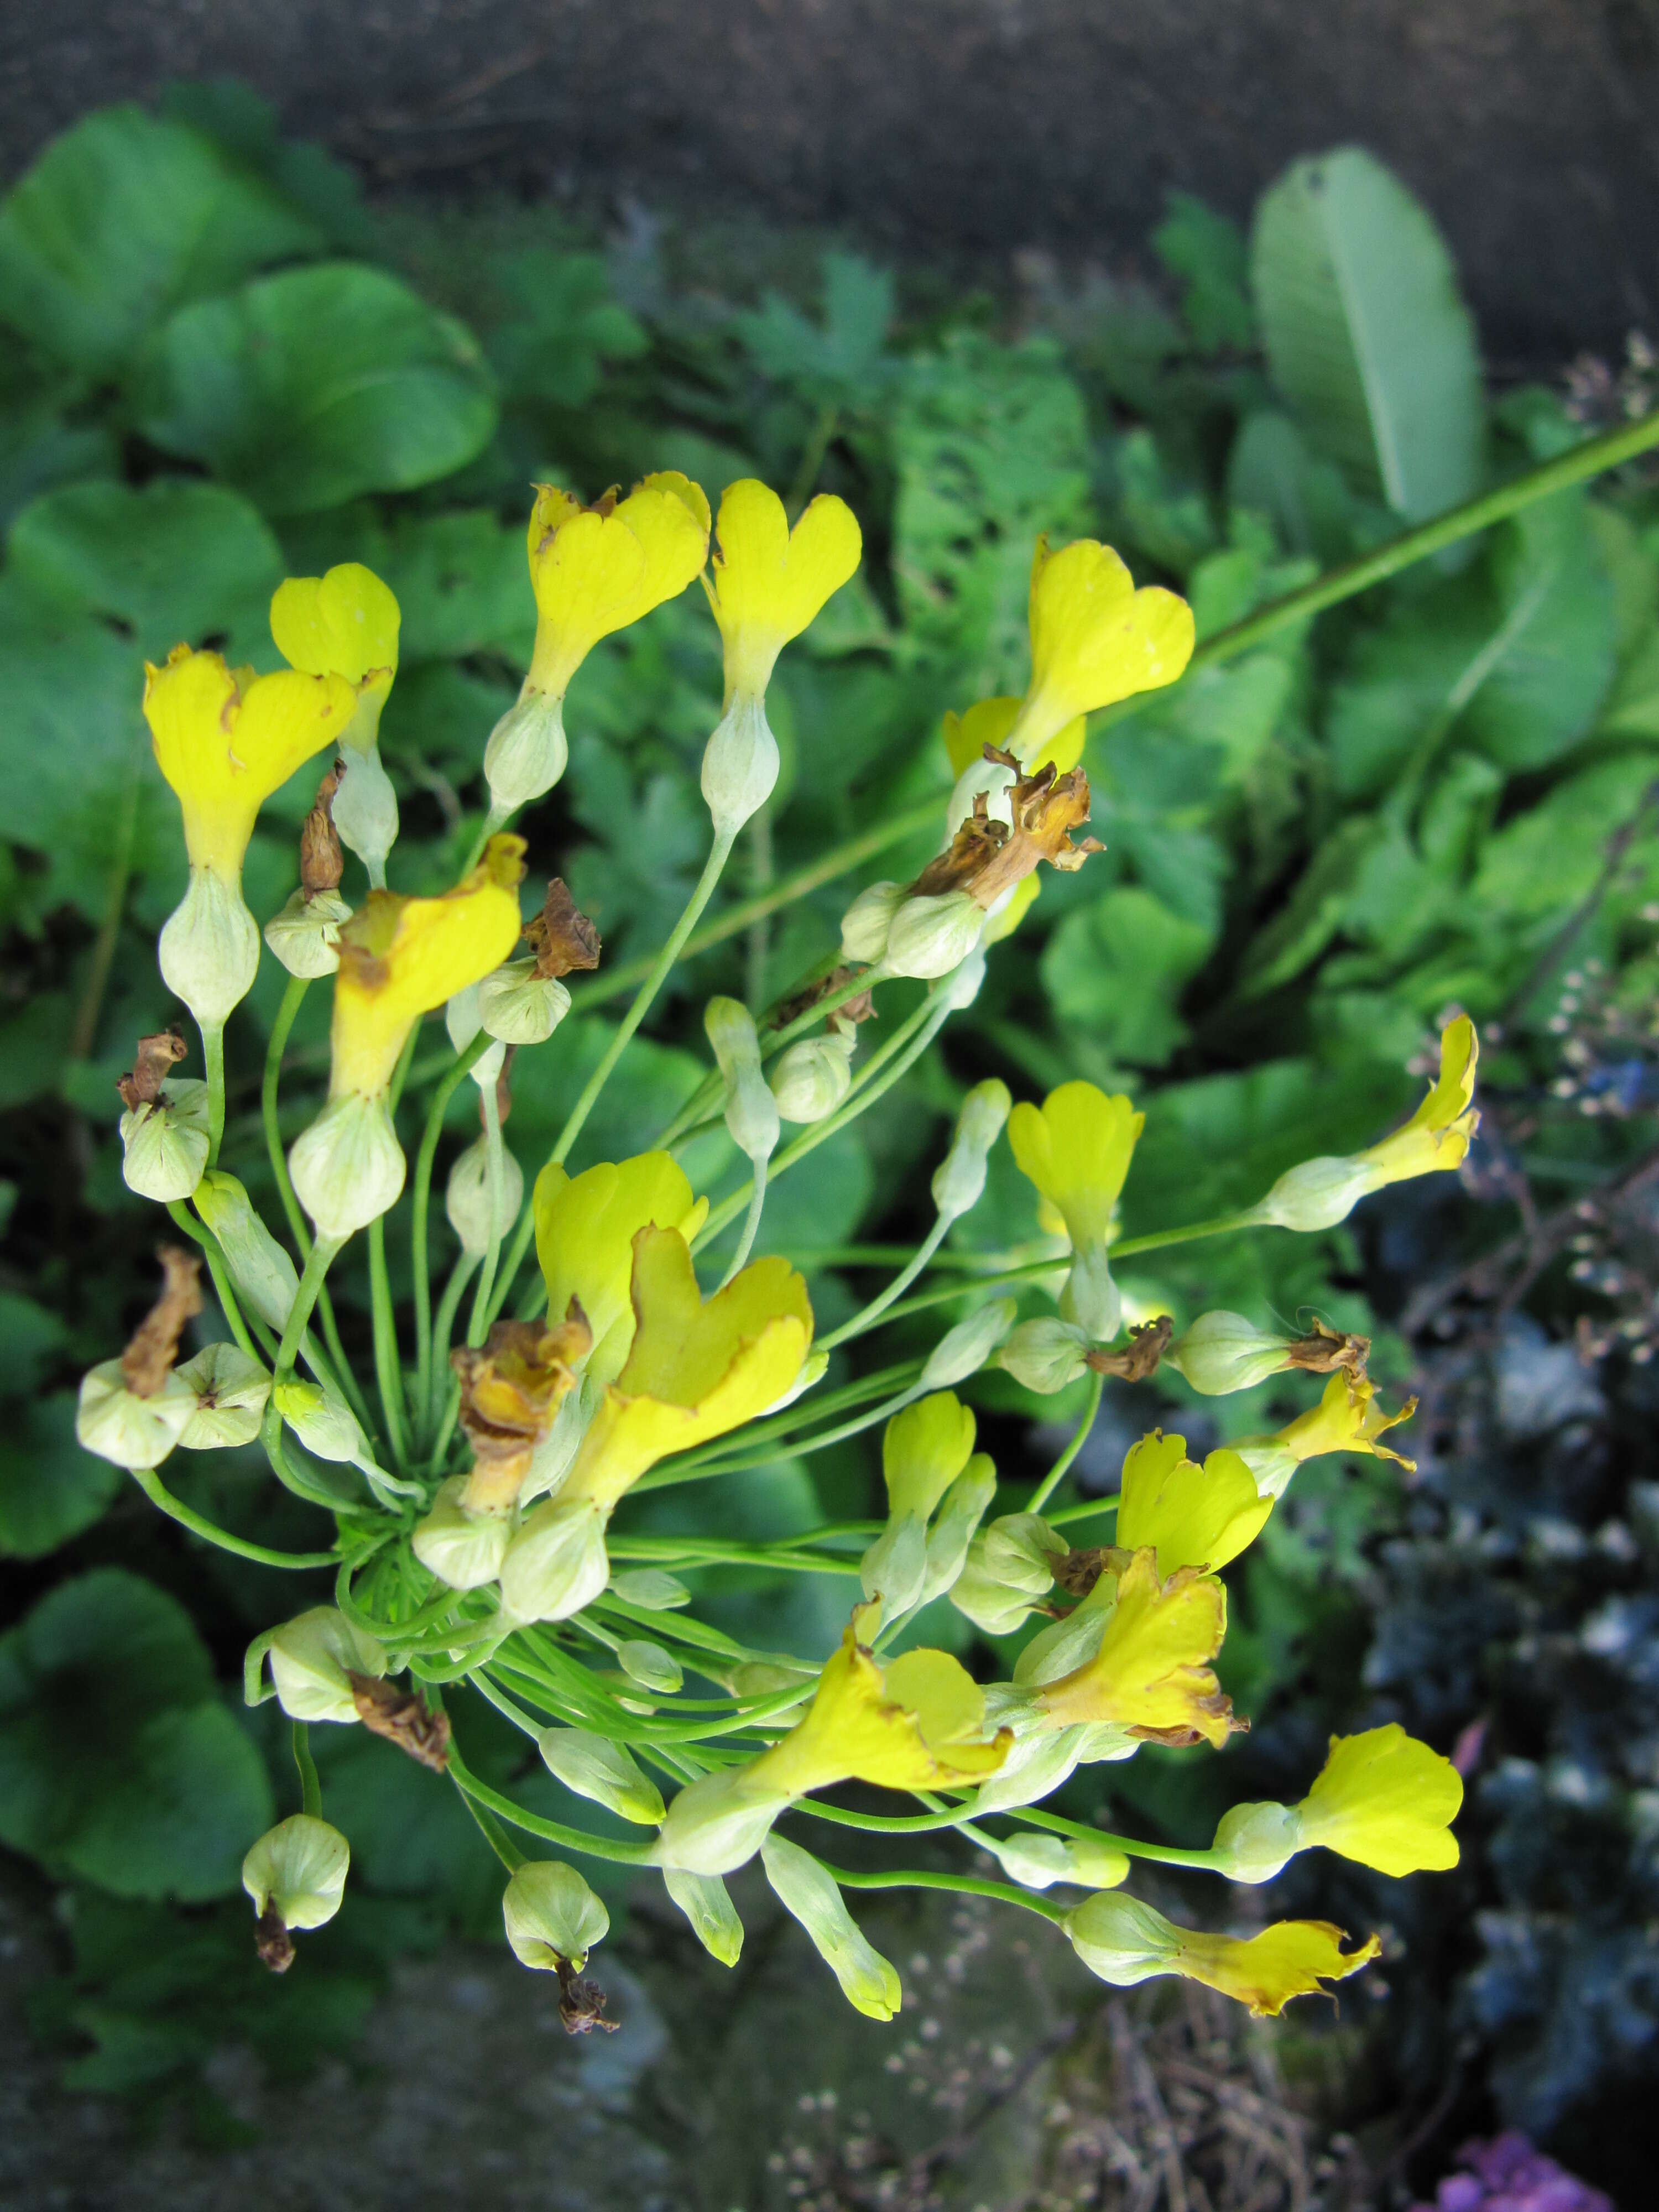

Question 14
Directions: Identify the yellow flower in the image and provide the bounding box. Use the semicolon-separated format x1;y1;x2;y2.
1035;1547;1237;1747
144;645;356;881
1065;1892;1380;2017
560;1225;813;1511
759;1616;1011;1798
533;1153;710;1387
942;695;1087;780
270;562;401;752
707;479;862;705
1008;1081;1143;1340
328;836;527;1100
1255;1018;1480;1230
1296;1724;1462;1876
1115;1432;1273;1575
1005;538;1194;768
1286;1373;1416;1468
524;473;711;699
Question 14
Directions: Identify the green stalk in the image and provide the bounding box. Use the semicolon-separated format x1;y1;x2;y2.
427;1250;479;1452
718;1154;770;1286
129;1468;340;1569
292;1723;322;1818
813;1858;1068;1922
274;1235;341;1381
410;1033;492;1430
465;1070;508;1347
447;1745;655;1865
367;1216;410;1470
1028;1370;1104;1515
201;1020;226;1167
815;1213;951;1353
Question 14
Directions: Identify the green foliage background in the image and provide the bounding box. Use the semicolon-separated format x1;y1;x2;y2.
2;92;1657;2151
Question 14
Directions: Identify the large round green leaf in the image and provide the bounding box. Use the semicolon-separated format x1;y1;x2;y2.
0;107;325;378
1251;148;1484;524
0;1568;272;1901
136;262;498;514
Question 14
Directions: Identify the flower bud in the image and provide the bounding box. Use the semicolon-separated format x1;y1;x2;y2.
243;1814;349;1932
999;1317;1091;1395
478;956;571;1046
989;1830;1130;1891
502;1858;609;1971
289;1091;405;1242
920;1297;1016;1390
412;1474;512;1591
499;1495;610;1623
264;888;352;979
761;1834;902;2021
274;1378;374;1470
1063;1891;1184;1986
175;1342;271;1449
194;1169;301;1331
75;1358;195;1469
931;1078;1011;1222
445;1133;526;1258
1209;1799;1301;1884
701;688;779;838
119;1081;210;1203
445;982;507;1090
610;1568;690;1610
919;1453;999;1607
1166;1311;1301;1395
618;1639;684;1693
331;743;399;888
1252;1156;1374;1233
950;1511;1067;1635
1060;1241;1120;1344
770;1031;855;1124
159;867;261;1029
267;1606;386;1724
653;1765;791;1876
883;890;985;981
705;997;780;1167
859;1512;928;1619
662;1867;744;1965
538;1727;665;1825
484;687;568;818
839;880;904;964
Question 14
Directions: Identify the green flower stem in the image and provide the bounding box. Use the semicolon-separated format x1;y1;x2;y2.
201;1019;226;1166
656;967;888;1151
128;1467;341;1569
797;1798;975;1836
1093;405;1659;734
1048;1497;1121;1528
814;1858;1068;1922
1018;1803;1224;1872
815;1213;952;1354
466;1070;508;1347
456;1784;528;1875
571;804;942;1014
410;1032;491;1432
718;1154;770;1286
292;1722;322;1819
274;1232;341;1381
695;988;948;1249
467;1667;546;1741
607;1536;863;1575
447;1744;655;1865
1029;1370;1105;1515
425;1251;478;1460
367;1216;411;1471
165;1201;262;1366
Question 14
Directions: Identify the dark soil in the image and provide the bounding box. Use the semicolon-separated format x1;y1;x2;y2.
3;1;1657;367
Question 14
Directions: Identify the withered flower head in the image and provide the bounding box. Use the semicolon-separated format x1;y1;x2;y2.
556;1960;620;2035
255;1906;296;1974
121;1245;204;1399
910;746;1103;911
116;1030;189;1113
349;1673;452;1772
525;879;602;979
453;1311;594;1515
300;761;345;896
1285;1319;1371;1379
1086;1314;1173;1383
777;964;876;1030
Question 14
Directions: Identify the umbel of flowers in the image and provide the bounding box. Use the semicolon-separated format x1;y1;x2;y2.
75;465;1474;2032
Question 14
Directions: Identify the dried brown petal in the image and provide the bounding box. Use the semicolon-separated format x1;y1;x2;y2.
349;1674;452;1772
1286;1322;1371;1379
255;1905;296;1974
121;1246;204;1398
556;1959;619;2034
1086;1315;1173;1383
300;763;345;896
776;965;876;1030
525;879;602;979
116;1030;188;1113
911;747;1103;910
453;1311;593;1514
1051;1545;1119;1600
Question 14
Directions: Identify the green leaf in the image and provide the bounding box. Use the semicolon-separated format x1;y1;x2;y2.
736;252;895;403
1250;148;1483;521
1226;410;1356;564
0;106;325;377
1042;886;1214;1067
361;508;534;663
1152;192;1254;355
0;1394;123;1559
8;478;285;663
136;262;498;515
0;1568;273;1900
1327;578;1493;800
1473;754;1659;919
489;248;648;409
1460;495;1617;770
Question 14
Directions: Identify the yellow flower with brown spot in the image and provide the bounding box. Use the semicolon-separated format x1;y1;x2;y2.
1235;1371;1417;1501
1034;1547;1237;1748
526;473;711;698
942;695;1088;782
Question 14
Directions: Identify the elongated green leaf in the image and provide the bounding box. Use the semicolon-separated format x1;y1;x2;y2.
1461;494;1616;769
0;107;325;377
136;262;497;514
1251;148;1483;521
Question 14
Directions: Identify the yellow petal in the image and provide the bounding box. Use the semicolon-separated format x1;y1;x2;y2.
1008;536;1194;763
758;1626;1006;1797
1173;1919;1381;2017
1008;1081;1143;1253
710;479;862;699
1297;1724;1462;1876
881;1392;976;1522
144;648;357;878
524;481;709;696
1277;1373;1417;1472
270;564;401;686
329;835;526;1097
1036;1547;1235;1747
534;1154;709;1385
1115;1434;1273;1575
1361;1015;1481;1183
641;468;712;536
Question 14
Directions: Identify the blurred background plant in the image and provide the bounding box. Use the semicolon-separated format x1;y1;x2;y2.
1;85;1656;2208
